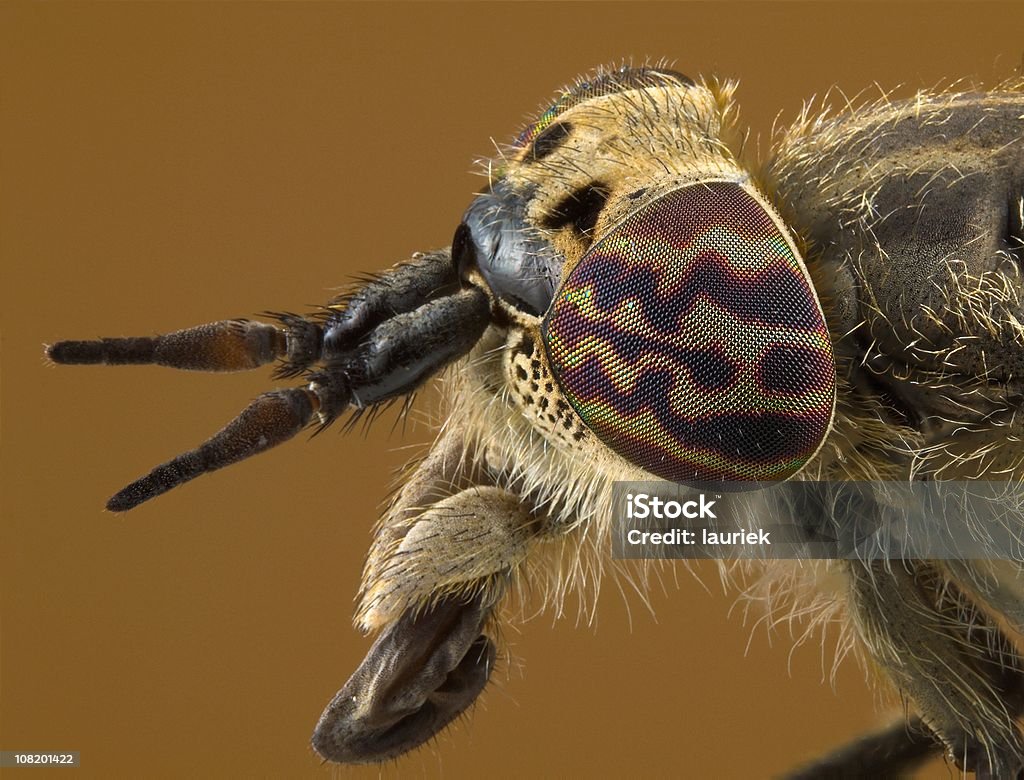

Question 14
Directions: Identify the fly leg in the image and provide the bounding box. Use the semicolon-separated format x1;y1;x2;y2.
793;558;1024;778
312;589;499;765
784;715;939;779
789;482;1024;778
313;425;561;763
848;559;1024;778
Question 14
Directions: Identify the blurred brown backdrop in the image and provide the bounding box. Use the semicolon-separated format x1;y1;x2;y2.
3;3;1022;778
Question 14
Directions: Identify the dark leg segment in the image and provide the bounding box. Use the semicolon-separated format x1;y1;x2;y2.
848;559;1024;778
326;287;490;406
106;381;346;512
47;318;324;374
788;557;1024;778
784;716;939;779
47;249;458;377
789;482;1024;777
322;249;459;352
103;284;490;510
47;248;489;511
105;287;489;509
312;588;499;764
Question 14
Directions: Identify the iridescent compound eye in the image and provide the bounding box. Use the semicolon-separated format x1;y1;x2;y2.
541;181;836;485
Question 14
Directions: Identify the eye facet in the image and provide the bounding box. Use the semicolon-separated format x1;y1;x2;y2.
542;181;836;485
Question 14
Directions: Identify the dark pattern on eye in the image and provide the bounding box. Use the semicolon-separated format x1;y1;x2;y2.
757;345;835;395
565;249;819;331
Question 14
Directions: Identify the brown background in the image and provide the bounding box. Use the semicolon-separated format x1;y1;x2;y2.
3;3;1023;778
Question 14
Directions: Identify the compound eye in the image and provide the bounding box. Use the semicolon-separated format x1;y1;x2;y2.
541;181;836;485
